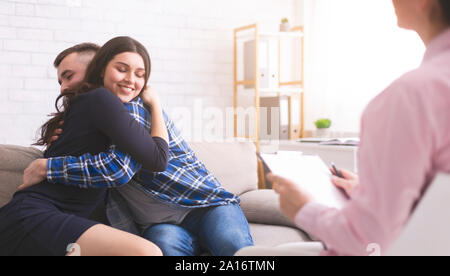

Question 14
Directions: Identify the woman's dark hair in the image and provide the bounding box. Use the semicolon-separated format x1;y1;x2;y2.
35;36;151;146
439;0;450;25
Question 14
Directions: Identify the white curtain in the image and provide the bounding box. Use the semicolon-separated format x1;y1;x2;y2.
303;0;425;134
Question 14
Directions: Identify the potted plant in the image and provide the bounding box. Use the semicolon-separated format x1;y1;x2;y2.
280;18;291;32
314;118;332;138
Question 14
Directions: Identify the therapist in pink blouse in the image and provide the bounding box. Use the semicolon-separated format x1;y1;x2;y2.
237;0;450;256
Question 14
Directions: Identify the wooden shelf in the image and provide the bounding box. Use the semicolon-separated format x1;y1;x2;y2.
233;23;305;153
236;31;304;41
238;88;304;97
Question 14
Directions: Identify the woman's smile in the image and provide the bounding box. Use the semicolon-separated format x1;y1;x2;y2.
118;84;135;94
103;52;146;103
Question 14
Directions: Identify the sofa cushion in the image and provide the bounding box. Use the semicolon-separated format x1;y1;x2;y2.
248;223;310;247
188;141;258;196
240;189;297;228
0;145;43;208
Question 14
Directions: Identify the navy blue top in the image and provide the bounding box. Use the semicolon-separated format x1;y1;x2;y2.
19;88;169;217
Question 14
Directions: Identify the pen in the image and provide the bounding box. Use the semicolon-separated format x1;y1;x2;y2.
331;162;344;178
331;162;351;200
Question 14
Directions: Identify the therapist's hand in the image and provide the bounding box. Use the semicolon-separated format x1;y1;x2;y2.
268;173;313;221
330;168;359;198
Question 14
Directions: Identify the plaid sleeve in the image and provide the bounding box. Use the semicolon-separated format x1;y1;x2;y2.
46;145;142;189
46;98;151;189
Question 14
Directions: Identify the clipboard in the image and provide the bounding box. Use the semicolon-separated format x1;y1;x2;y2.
259;151;349;209
257;152;272;173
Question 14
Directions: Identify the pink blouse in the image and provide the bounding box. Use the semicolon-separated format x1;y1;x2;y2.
295;28;450;256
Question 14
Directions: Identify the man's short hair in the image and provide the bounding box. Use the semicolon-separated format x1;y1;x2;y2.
53;42;101;68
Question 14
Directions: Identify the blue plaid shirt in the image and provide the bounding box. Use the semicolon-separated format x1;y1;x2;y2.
46;97;240;208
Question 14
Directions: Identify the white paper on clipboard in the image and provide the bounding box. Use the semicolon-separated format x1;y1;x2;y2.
260;151;348;209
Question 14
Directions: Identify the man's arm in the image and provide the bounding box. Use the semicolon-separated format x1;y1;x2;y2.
22;90;168;190
46;145;142;189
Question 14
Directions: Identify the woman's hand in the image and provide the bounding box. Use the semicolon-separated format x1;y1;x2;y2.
267;173;313;221
141;86;161;109
140;85;169;144
330;168;359;198
18;159;48;191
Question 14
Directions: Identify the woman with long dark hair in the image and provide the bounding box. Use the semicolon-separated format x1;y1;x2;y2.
0;36;169;256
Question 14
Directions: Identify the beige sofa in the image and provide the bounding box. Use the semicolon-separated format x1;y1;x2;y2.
0;142;310;252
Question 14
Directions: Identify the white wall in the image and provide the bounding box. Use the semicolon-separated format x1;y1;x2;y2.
0;0;300;146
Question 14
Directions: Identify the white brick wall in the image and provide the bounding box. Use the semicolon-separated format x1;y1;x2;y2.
0;0;300;146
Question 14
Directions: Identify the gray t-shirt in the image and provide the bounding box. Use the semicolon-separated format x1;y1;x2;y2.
116;180;192;232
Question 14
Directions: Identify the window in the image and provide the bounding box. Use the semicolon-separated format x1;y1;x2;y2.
303;0;425;134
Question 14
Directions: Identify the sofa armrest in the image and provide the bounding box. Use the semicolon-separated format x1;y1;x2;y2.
240;189;297;229
0;145;43;208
